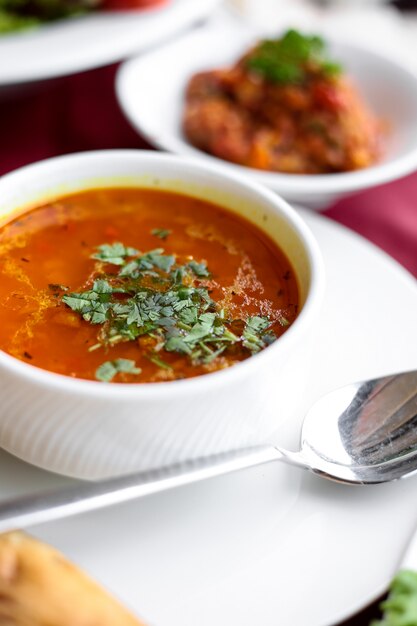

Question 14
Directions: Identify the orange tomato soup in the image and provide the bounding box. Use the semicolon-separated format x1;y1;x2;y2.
0;188;298;383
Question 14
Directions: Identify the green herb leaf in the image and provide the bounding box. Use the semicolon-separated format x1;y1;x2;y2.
92;279;114;294
183;312;216;344
165;336;193;355
95;358;141;382
151;228;171;240
61;241;283;376
321;61;342;77
92;242;139;266
145;352;173;370
178;305;198;326
0;10;40;34
245;316;271;334
62;291;111;324
246;29;342;84
187;260;210;278
371;570;417;626
242;316;275;354
143;250;175;273
120;249;175;277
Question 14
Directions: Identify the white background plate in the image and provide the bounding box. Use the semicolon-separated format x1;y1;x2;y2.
1;209;417;626
0;0;221;85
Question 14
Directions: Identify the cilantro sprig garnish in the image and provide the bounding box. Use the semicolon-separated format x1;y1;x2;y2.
242;316;276;353
62;242;279;382
96;359;141;383
246;29;342;85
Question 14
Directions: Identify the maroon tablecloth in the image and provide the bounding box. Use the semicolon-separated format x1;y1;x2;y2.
0;61;415;626
1;62;416;279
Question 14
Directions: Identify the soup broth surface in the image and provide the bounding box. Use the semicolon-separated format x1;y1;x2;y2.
0;188;299;383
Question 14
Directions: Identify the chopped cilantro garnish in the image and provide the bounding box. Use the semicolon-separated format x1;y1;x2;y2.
95;359;141;382
145;352;173;370
246;29;342;84
92;242;139;266
242;316;273;353
119;249;175;277
151;228;171;240
62;242;285;379
187;260;210;278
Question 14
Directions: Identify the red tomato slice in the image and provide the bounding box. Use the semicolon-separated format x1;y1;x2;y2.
312;82;347;112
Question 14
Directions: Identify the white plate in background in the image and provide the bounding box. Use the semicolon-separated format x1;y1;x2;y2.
1;209;417;626
116;10;417;209
0;0;221;85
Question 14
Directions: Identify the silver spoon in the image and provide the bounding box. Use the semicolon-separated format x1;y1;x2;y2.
0;369;416;533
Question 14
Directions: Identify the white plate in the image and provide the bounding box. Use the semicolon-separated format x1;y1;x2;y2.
1;209;417;626
0;0;221;85
116;9;417;209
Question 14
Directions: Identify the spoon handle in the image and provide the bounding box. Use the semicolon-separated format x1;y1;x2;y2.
0;445;291;533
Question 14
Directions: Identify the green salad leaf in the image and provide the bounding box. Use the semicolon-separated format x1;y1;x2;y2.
372;570;417;626
0;0;98;33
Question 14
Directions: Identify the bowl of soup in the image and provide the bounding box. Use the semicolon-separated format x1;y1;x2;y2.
0;150;324;479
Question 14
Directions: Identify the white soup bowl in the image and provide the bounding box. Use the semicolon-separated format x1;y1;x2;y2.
0;151;324;479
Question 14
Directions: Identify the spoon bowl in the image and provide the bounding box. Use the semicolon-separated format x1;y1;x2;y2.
0;369;416;532
298;370;417;483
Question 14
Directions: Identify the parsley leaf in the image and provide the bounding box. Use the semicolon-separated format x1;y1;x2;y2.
247;29;342;84
95;358;141;382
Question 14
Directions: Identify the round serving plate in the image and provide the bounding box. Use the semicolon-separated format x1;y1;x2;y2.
0;0;221;85
0;209;416;626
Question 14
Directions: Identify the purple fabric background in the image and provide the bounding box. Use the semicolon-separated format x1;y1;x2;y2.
1;63;416;278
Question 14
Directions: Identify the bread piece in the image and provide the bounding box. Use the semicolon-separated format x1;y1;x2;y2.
0;531;146;626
